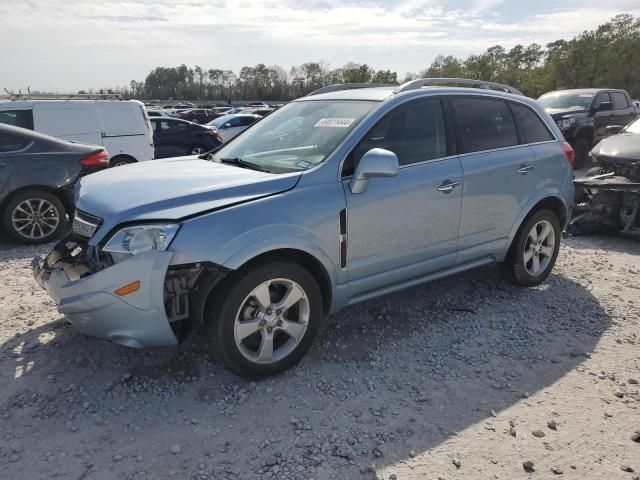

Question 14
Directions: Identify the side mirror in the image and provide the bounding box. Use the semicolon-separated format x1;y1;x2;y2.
350;148;399;194
604;125;623;137
596;101;614;112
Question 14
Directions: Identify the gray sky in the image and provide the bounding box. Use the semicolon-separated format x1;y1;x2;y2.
1;0;639;92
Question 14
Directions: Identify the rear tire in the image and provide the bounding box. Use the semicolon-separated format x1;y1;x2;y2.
205;261;323;379
110;156;136;167
572;137;590;169
498;209;561;287
2;189;66;244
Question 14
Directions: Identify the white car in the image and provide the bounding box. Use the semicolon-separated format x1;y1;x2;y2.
0;100;154;166
207;113;261;142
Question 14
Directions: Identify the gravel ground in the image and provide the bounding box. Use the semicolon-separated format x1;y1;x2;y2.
0;234;639;480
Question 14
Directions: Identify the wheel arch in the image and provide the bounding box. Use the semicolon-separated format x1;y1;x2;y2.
227;248;334;316
0;184;72;219
504;194;569;260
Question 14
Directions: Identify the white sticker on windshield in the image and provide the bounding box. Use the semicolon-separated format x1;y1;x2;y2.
579;94;593;97
314;118;355;128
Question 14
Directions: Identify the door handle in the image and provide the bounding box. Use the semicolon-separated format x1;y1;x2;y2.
517;165;534;175
437;181;461;193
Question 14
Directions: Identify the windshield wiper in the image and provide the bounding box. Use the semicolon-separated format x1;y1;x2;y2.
218;157;268;172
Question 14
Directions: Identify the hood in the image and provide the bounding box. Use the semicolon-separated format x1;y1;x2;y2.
592;134;640;163
76;157;301;235
546;109;588;119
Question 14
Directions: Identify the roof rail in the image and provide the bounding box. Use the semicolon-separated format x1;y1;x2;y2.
307;83;392;96
395;78;524;96
3;89;125;101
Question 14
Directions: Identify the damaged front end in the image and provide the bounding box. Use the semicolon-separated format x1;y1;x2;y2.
570;161;640;239
32;232;229;348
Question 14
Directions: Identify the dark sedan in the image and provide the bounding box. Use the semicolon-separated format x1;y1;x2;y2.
179;109;218;124
150;118;222;158
0;124;109;244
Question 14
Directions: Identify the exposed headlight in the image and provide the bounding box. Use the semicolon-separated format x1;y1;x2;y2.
556;118;575;130
102;224;180;261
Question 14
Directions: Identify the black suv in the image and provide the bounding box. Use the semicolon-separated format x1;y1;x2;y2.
538;88;637;167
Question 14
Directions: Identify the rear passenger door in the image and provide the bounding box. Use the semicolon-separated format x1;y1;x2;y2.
610;91;636;127
343;97;463;294
451;96;537;263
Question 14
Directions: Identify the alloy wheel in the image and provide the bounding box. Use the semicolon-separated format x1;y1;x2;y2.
523;219;555;276
11;198;60;240
234;278;310;365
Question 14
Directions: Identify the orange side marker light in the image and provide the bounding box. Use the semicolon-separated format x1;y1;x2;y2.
115;281;141;296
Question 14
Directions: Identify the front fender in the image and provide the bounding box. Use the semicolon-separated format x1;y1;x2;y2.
222;229;339;287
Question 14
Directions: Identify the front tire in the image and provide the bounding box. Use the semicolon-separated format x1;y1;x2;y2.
2;189;66;244
499;209;561;286
206;261;323;378
190;145;207;155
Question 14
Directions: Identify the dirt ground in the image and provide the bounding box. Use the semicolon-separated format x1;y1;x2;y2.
0;233;639;480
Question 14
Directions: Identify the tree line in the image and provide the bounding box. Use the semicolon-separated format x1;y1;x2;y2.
97;14;640;101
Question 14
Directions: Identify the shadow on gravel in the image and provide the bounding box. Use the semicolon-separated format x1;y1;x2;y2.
0;260;611;479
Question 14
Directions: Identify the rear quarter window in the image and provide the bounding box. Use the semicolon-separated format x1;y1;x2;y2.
611;92;630;110
510;103;554;144
452;97;518;153
0;130;31;153
0;110;34;130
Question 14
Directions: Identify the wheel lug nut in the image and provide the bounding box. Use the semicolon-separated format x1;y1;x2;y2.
266;309;272;315
276;309;281;315
267;327;272;333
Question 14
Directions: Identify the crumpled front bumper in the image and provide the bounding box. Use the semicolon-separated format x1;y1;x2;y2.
32;238;178;348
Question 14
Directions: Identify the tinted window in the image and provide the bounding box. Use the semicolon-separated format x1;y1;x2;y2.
592;92;611;108
0;130;31;153
453;98;518;153
161;120;188;132
0;110;34;130
510;103;554;144
347;98;447;173
611;92;629;110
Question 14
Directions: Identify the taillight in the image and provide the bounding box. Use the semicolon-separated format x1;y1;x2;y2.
80;150;110;167
561;141;575;170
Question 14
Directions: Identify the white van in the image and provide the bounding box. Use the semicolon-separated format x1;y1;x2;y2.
0;99;154;166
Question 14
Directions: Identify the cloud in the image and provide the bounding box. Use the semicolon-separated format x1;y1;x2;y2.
0;0;638;91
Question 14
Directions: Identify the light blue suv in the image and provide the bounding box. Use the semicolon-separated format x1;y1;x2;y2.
33;78;575;378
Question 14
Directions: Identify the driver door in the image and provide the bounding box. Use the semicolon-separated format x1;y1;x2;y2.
342;98;463;295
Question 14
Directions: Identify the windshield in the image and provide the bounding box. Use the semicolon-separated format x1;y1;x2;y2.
624;117;640;134
538;92;594;111
210;100;377;172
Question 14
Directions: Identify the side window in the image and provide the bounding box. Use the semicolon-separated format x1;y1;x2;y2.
0;131;31;153
452;98;518;153
592;92;611;109
0;110;34;130
151;120;160;132
241;117;257;127
345;98;447;175
611;92;629;110
510;103;554;144
162;121;187;132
